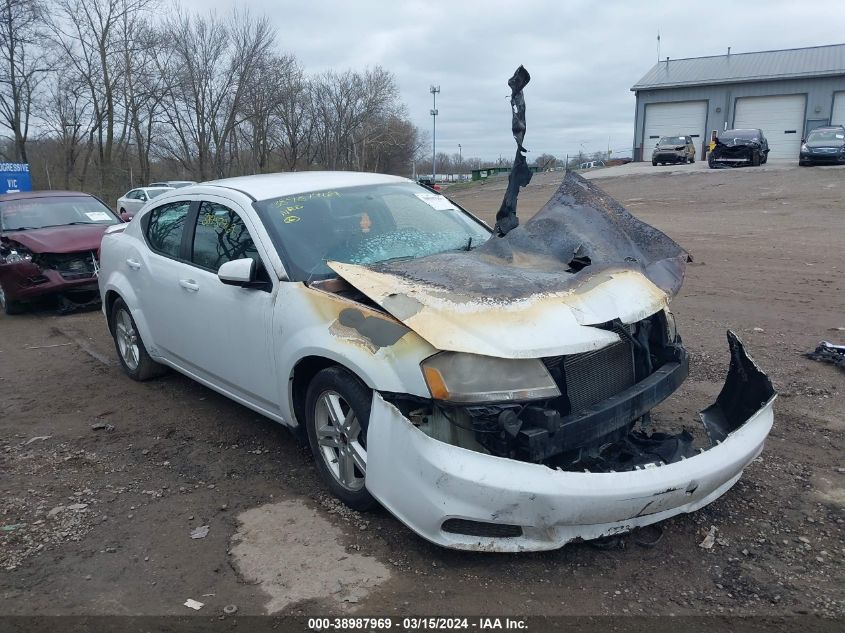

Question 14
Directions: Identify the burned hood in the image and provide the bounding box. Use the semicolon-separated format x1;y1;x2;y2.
2;224;109;254
328;171;689;359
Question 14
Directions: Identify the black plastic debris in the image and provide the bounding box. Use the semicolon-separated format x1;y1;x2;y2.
805;341;845;371
494;65;532;237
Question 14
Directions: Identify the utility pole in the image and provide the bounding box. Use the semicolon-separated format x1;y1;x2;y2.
458;143;462;179
430;85;440;182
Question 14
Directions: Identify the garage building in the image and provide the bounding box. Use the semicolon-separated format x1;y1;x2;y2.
631;43;845;161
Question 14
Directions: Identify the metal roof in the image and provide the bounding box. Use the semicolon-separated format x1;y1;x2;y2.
632;43;845;91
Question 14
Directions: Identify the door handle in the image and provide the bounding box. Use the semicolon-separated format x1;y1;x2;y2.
179;279;200;292
126;258;141;270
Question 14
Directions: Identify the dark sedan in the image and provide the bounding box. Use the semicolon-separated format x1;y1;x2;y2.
799;126;845;166
0;191;121;314
709;129;769;168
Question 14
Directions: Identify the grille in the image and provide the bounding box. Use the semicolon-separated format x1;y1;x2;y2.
544;330;636;414
38;251;98;280
441;519;522;538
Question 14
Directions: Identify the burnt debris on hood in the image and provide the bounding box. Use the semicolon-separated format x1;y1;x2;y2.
494;65;532;237
362;169;690;302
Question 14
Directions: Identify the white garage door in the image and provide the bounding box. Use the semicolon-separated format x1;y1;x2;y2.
831;92;845;126
734;95;805;160
642;101;707;160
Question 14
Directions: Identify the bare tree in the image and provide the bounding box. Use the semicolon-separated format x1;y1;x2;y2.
48;0;156;192
0;0;50;163
157;7;276;180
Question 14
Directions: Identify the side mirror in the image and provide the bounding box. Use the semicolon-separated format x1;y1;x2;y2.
218;258;256;286
801;138;805;144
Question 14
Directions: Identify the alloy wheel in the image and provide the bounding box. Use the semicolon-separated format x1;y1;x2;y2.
313;390;366;492
115;308;140;371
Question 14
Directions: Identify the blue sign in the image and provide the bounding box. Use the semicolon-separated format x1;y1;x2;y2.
0;163;32;194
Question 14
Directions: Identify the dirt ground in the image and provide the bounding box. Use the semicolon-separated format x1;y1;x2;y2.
1;163;843;620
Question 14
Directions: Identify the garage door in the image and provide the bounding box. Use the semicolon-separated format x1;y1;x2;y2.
831;92;845;126
734;95;805;160
642;101;707;160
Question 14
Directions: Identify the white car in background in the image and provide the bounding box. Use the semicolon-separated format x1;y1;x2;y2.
149;180;197;189
97;170;775;551
116;187;173;221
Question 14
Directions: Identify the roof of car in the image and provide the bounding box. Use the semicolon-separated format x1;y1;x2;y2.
0;190;95;202
201;171;409;201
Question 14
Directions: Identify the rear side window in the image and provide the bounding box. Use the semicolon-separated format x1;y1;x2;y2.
191;201;259;272
146;201;190;258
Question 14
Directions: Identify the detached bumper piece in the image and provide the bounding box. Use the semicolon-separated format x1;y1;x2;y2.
366;331;776;551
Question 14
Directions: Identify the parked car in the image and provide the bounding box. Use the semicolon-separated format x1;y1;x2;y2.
0;191;122;314
98;170;775;551
578;160;605;169
149;180;197;189
116;187;174;221
651;135;696;165
799;125;845;166
709;129;769;167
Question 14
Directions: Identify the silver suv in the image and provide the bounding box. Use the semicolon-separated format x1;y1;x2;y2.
652;135;696;165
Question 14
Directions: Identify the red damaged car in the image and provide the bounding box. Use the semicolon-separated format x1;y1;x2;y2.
0;191;122;314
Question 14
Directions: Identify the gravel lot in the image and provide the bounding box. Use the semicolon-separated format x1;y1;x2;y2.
1;163;843;619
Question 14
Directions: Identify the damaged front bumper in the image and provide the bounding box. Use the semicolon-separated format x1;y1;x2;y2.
365;332;776;551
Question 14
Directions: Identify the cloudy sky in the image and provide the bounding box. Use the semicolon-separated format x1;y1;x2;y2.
186;0;845;162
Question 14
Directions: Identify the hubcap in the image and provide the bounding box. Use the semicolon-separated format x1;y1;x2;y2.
115;308;140;371
314;390;366;492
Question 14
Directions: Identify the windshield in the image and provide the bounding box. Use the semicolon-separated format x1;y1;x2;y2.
807;129;845;143
722;130;758;141
658;136;685;145
254;182;491;282
0;196;119;231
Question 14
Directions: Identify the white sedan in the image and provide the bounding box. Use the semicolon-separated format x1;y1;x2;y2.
98;171;775;551
116;186;173;220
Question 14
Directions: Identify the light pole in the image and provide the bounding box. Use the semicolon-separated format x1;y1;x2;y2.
458;143;462;179
430;85;440;182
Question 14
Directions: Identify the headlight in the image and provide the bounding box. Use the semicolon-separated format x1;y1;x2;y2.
421;352;560;403
801;143;808;152
663;307;678;342
1;248;32;264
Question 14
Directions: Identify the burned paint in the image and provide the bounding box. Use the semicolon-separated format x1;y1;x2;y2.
327;170;689;358
337;308;409;349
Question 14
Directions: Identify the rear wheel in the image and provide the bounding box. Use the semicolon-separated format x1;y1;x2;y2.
110;298;167;380
305;366;377;511
0;285;25;315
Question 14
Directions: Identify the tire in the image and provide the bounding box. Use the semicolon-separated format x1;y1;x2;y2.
652;160;657;166
751;151;761;167
0;284;25;315
110;297;167;380
690;157;695;163
305;366;377;511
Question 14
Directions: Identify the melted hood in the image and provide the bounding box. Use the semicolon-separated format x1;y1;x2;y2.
328;171;688;359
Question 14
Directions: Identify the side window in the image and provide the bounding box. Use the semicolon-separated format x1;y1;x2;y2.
191;201;259;272
146;201;190;258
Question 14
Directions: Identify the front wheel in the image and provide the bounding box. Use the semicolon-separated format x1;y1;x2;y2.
652;160;657;166
0;285;25;315
751;151;761;166
305;366;377;511
110;298;167;380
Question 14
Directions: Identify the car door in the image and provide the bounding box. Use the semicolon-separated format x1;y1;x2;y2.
136;199;194;357
158;197;279;412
